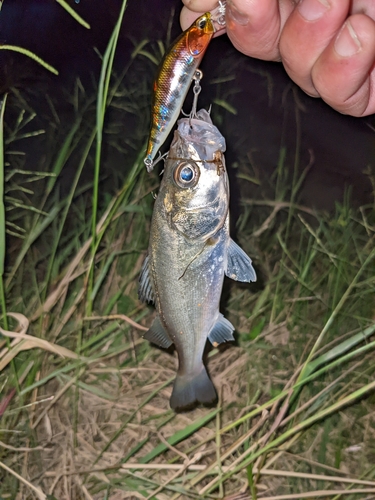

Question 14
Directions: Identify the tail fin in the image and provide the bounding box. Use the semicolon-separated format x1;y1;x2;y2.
170;367;217;411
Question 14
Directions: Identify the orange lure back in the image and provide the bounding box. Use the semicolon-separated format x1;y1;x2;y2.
144;12;214;172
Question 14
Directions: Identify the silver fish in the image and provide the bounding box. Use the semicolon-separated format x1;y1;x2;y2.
139;109;256;410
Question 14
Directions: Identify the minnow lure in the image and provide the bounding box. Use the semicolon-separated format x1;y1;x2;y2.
144;12;215;172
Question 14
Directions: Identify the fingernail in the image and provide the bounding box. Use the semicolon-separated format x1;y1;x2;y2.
335;20;361;57
227;0;248;26
298;0;330;22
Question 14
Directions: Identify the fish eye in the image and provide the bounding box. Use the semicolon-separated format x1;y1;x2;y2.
197;17;207;29
180;166;193;182
173;161;200;188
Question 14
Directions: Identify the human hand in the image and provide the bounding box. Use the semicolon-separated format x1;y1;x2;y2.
180;0;375;117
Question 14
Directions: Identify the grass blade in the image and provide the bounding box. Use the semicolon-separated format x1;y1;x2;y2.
140;408;220;464
0;45;58;74
55;0;90;29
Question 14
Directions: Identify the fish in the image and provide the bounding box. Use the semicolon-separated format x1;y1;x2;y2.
144;12;215;172
139;108;257;410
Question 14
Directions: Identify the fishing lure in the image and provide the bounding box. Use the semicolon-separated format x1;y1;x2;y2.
144;3;226;172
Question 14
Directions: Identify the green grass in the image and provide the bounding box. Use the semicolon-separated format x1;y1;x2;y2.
1;3;375;499
0;46;58;76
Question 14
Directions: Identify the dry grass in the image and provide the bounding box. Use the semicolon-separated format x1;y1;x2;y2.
1;182;374;499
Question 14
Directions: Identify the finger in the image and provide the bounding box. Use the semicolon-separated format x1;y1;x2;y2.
351;0;375;19
225;0;295;61
180;5;226;37
180;6;206;30
181;0;218;12
312;13;375;116
279;0;351;96
180;0;219;31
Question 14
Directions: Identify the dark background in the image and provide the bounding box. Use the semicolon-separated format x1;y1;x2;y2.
1;0;374;209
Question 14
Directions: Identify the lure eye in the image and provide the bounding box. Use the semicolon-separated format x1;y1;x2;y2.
197;17;207;29
173;162;200;188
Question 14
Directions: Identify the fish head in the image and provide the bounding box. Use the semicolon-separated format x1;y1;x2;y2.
187;13;215;57
159;111;229;241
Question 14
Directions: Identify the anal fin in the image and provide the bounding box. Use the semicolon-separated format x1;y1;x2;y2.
208;314;235;346
144;316;172;349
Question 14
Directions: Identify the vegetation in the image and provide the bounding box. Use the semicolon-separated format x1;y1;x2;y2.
0;1;374;499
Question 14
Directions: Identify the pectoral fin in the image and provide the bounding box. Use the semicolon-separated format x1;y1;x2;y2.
138;254;155;304
226;239;257;283
208;314;235;346
144;316;173;349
